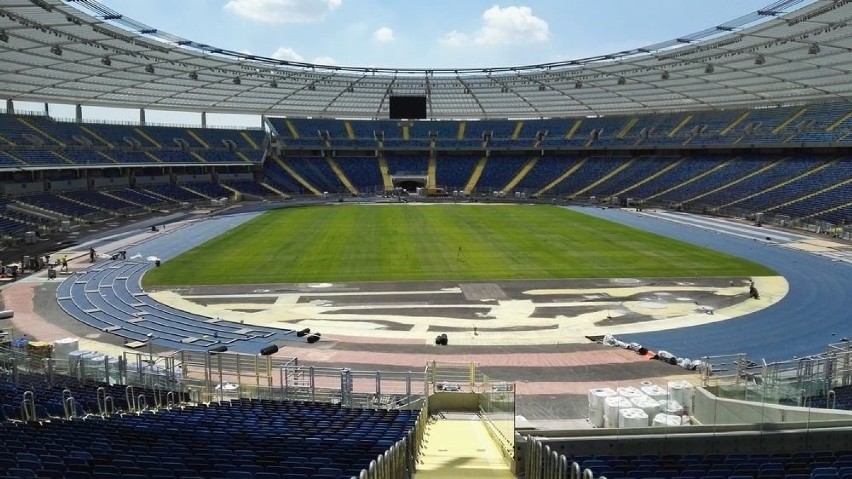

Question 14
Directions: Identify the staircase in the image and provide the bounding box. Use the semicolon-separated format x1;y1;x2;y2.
646;159;734;202
144;152;164;163
722;160;834;208
190;152;208;163
274;157;322;196
826;112;852;132
669;115;692;137
181;185;213;200
511;121;524;140
806;197;852;220
95;151;120;164
17;117;64;146
720;111;750;136
501;156;539;193
767;176;852;213
414;414;513;479
427;152;437;190
260;182;291;199
133;128;161;148
377;156;394;191
772;107;807;134
402;124;411;141
456;122;466;141
344;121;356;140
686;160;778;205
79;126;114;147
464;157;488;195
326;156;358;195
614;158;684;198
572;158;635;197
241;131;260;149
186;130;210;149
535;157;588;197
50;151;76;165
565;120;582;139
285;120;300;139
617;118;639;139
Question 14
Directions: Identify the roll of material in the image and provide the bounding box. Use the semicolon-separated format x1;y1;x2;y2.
616;386;645;399
604;396;634;426
667;380;694;405
588;387;617;428
658;399;684;416
631;395;661;424
652;413;683;427
588;387;617;409
53;338;80;359
618;408;649;428
589;407;605;428
641;384;669;401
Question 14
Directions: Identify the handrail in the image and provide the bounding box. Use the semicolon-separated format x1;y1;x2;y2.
21;391;36;422
137;393;148;411
103;396;116;417
126;386;136;412
63;397;76;420
166;391;175;409
96;386;106;415
828;389;836;409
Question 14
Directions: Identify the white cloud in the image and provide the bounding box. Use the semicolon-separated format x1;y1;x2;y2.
440;5;549;47
224;0;342;24
271;48;337;65
312;56;337;65
373;26;395;43
439;30;469;47
271;47;305;62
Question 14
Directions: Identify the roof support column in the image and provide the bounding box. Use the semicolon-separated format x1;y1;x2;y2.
44;103;49;116
140;108;146;125
201;111;207;128
75;104;82;123
5;99;12;114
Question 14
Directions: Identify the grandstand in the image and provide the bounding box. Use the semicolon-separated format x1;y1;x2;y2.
1;0;852;478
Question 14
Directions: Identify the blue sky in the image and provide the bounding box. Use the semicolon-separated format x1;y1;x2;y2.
17;0;777;125
96;0;773;69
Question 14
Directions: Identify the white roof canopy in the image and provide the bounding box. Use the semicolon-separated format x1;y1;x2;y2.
1;0;851;119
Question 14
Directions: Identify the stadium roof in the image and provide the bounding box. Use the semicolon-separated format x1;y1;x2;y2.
1;0;852;119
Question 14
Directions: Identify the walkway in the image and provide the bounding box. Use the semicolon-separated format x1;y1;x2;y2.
415;414;514;479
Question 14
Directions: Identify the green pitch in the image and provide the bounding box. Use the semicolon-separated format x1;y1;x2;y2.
143;204;774;286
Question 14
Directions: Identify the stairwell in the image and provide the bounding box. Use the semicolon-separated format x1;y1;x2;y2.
720;111;750;136
427;152;437;190
646;159;734;202
457;122;466;141
767;176;852;213
133;128;161;148
464;157;488;195
690;160;783;206
414;414;514;479
241;131;260;149
186;130;210;149
285;120;300;139
50;151;77;165
274;156;322;196
17;117;64;146
511;121;524;140
565;120;582;139
260;182;291;199
613;158;684;198
535;157;588;197
826;112;852;132
326;156;358;195
501;156;539;193
722;160;834;209
572;158;635;197
617;118;639;139
79;126;114;147
377;155;394;191
95;151;120;164
806;197;852;220
772;107;807;135
669;116;693;137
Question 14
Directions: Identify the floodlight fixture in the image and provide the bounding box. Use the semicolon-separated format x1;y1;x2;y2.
705;64;714;74
189;71;198;80
808;43;820;54
755;54;766;65
661;70;670;80
100;56;111;66
50;45;62;56
617;76;626;85
144;64;154;73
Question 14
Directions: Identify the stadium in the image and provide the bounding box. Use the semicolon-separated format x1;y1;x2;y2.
1;0;852;478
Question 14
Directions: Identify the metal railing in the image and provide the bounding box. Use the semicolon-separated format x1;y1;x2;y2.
354;399;429;479
525;436;596;479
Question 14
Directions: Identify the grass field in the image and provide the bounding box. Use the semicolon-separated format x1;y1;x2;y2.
143;204;775;286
